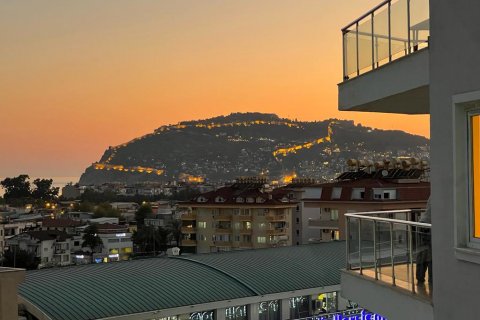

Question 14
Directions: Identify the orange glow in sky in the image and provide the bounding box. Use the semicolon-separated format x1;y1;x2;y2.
0;0;429;177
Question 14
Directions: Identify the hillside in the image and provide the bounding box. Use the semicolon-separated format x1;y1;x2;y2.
79;113;429;185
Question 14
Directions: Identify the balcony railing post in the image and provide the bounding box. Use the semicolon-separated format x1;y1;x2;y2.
346;216;350;269
407;0;411;54
371;12;375;71
356;22;360;76
358;218;363;275
408;224;415;293
342;30;347;80
388;0;392;62
373;220;378;280
390;222;396;286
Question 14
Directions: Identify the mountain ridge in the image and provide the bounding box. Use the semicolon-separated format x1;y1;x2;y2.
79;112;429;185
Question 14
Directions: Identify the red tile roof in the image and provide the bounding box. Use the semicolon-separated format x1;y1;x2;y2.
182;183;296;206
42;218;83;228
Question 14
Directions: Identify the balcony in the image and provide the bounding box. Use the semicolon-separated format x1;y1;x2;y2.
181;213;197;220
342;210;433;320
235;215;252;222
238;242;253;248
213;214;232;221
215;227;232;234
181;239;197;246
266;214;286;222
181;226;196;234
308;219;339;229
338;0;429;114
239;228;252;234
267;228;288;235
213;241;232;247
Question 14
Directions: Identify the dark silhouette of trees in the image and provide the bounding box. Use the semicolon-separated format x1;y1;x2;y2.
82;225;103;262
135;204;153;227
2;249;39;270
0;175;59;205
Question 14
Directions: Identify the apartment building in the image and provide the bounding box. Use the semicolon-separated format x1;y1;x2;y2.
178;178;296;253
6;230;73;268
337;0;480;319
284;168;429;244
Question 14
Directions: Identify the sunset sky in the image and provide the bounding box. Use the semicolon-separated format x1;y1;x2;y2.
0;0;429;178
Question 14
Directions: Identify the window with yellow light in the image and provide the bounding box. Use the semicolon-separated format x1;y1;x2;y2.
471;114;480;238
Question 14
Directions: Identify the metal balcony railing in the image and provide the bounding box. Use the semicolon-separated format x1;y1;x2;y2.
342;0;429;80
345;209;432;298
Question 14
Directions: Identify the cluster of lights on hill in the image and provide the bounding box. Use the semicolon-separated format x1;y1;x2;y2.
92;119;336;181
273;122;336;158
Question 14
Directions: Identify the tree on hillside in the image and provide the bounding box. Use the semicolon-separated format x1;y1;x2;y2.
93;202;121;218
31;178;59;201
82;225;103;262
0;175;32;204
135;204;153;227
73;201;95;212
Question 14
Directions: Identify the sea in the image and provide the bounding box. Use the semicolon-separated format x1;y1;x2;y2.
0;176;80;197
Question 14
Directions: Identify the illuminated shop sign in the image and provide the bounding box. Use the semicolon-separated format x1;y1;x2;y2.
116;233;126;237
301;309;386;320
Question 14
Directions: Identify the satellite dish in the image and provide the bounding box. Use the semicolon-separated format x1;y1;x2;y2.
381;170;389;177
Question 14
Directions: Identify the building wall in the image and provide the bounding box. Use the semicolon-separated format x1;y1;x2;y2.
183;206;293;254
304;201;427;241
430;1;480;318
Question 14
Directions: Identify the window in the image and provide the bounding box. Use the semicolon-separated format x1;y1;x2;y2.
351;188;365;200
452;92;480;262
198;221;207;229
373;189;396;200
257;236;266;244
74;241;80;246
296;218;300;224
472;113;480;239
330;209;339;221
331;187;342;199
199;235;207;241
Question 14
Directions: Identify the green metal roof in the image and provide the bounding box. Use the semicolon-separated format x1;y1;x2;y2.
18;242;345;320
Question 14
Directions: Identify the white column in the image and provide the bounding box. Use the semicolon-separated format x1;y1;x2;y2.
280;298;290;320
248;303;259;320
215;308;226;320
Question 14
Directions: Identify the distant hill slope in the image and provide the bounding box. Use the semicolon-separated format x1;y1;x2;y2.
79;112;429;185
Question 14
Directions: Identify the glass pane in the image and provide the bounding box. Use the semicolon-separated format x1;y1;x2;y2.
360;220;375;276
348;217;360;269
410;0;430;50
392;223;411;286
344;26;357;78
390;0;409;59
373;6;390;67
376;221;393;283
358;17;373;73
472;115;480;237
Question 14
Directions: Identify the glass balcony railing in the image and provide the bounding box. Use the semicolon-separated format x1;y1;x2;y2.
342;0;429;80
345;209;432;300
